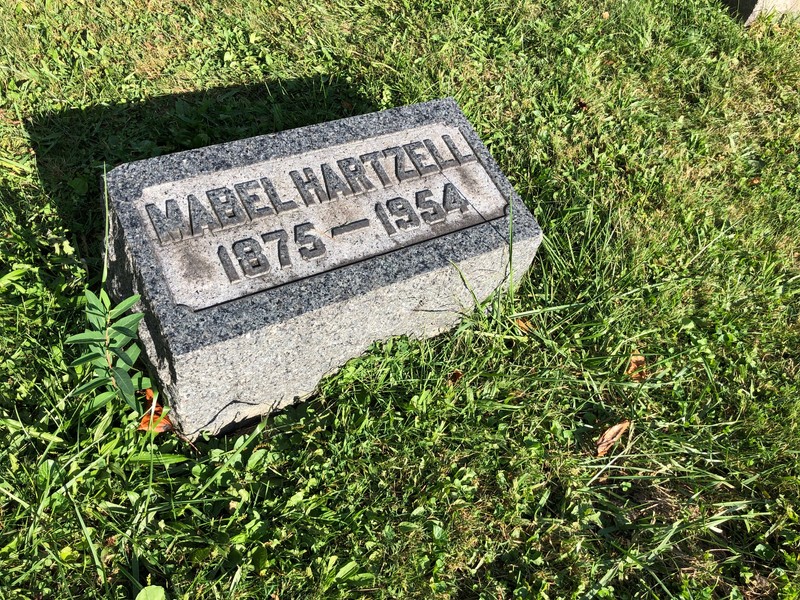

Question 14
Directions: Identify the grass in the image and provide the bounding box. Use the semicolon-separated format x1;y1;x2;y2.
1;0;800;597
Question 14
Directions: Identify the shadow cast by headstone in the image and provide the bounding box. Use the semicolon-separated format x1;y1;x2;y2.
718;0;758;21
25;76;379;275
22;76;379;439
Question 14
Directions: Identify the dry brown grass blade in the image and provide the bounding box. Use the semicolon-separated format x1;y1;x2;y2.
596;420;631;457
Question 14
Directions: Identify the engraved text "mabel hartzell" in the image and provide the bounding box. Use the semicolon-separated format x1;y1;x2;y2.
143;133;476;245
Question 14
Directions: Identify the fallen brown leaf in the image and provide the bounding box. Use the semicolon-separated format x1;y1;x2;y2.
516;318;533;334
447;369;463;386
137;388;174;434
626;351;647;381
596;420;630;457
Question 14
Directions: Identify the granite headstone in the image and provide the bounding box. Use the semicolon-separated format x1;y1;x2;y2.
106;98;542;437
721;0;799;23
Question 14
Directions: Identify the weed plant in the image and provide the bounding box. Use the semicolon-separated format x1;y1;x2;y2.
1;0;799;598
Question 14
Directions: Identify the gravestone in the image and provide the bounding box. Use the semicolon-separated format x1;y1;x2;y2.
721;0;799;23
106;98;542;438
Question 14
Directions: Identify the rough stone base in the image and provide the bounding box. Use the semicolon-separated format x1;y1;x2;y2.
164;234;535;436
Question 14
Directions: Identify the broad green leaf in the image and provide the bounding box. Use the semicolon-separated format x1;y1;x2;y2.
135;586;166;600
110;328;136;343
285;491;305;508
432;523;445;541
73;376;113;397
66;331;107;344
131;373;151;391
111;346;135;367
87;310;105;330
84;291;106;329
109;294;141;319
0;268;29;290
59;546;80;563
335;560;360;582
99;288;111;310
247;448;267;470
84;289;103;314
70;351;106;368
81;390;116;416
125;343;141;365
112;367;135;407
112;312;144;334
108;331;133;347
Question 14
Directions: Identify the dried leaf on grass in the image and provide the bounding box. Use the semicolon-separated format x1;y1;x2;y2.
137;388;174;434
447;369;463;386
516;318;533;334
596;420;630;457
626;351;647;381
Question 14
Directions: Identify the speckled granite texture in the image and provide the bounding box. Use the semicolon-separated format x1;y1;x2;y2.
106;98;542;438
746;0;799;24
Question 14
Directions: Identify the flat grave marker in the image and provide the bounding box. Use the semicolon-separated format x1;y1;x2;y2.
107;98;542;437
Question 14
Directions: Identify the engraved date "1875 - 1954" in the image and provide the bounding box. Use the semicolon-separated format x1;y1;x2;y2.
217;182;472;283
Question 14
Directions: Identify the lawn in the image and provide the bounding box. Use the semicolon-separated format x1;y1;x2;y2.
1;0;800;598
